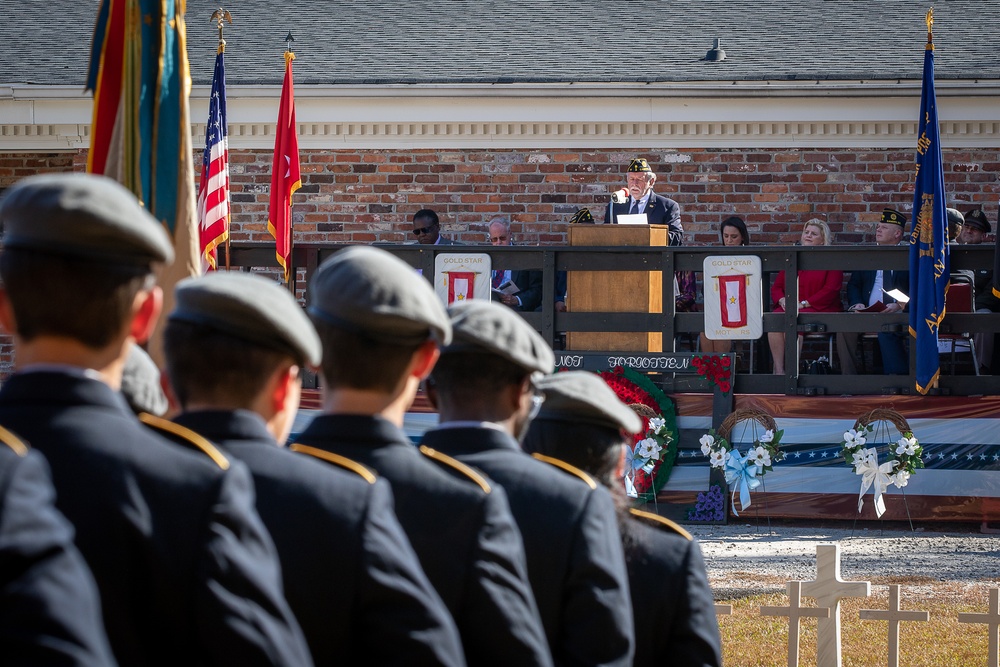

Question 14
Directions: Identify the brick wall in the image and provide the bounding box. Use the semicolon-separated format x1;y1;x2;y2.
1;146;998;374
3;147;998;246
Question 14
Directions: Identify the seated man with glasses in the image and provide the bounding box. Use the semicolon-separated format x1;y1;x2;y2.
410;208;463;245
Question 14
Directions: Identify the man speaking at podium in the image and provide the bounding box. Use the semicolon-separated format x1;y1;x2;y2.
604;157;684;246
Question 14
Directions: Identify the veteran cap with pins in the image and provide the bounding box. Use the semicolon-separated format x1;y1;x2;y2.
570;208;594;224
880;208;907;228
308;245;452;346
535;371;642;435
444;299;554;375
627;158;652;173
170;272;322;366
0;173;174;267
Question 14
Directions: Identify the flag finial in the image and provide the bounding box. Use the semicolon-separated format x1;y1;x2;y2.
925;7;934;44
210;8;233;54
284;31;295;53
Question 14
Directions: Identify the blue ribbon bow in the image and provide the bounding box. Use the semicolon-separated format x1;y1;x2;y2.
724;449;761;516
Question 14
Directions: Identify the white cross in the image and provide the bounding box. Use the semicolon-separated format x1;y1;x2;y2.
859;584;930;667
958;588;1000;667
761;581;830;667
801;544;871;667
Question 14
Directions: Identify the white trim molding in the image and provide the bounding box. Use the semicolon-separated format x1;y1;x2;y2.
2;80;999;151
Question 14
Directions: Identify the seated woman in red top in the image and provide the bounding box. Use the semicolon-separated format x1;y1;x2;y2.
767;219;844;374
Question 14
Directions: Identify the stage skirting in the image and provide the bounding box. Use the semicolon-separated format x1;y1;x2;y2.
668;394;1000;523
297;390;999;523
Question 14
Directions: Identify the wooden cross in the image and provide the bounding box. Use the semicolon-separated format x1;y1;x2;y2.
859;584;930;667
761;581;830;667
800;544;871;667
958;588;1000;667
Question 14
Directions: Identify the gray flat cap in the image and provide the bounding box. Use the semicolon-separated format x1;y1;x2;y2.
536;371;643;434
444;299;554;374
0;173;174;266
120;343;169;417
170;272;321;366
308;245;451;345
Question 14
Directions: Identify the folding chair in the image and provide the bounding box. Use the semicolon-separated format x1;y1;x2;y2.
940;281;980;375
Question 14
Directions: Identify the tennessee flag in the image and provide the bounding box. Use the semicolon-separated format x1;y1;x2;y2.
197;47;230;271
908;10;949;394
268;51;301;284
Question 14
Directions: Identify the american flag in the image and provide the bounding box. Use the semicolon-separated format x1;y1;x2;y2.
197;49;230;271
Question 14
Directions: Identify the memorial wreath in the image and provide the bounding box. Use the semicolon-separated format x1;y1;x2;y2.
840;408;924;517
700;408;784;514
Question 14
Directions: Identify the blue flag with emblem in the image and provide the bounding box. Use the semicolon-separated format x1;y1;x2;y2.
908;10;949;395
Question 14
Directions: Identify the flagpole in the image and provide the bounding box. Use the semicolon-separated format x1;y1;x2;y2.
213;8;233;271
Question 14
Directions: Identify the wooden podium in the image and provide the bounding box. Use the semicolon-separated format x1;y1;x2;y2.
566;224;668;352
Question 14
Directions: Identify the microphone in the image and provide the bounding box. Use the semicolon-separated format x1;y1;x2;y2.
611;188;629;204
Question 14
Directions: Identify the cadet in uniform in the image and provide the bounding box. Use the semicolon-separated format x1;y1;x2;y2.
0;174;311;666
0;431;116;666
423;300;635;667
294;246;552;667
160;271;465;666
522;371;722;667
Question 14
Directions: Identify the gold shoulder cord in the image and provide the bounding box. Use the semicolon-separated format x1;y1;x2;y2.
289;444;377;485
138;413;230;470
419;445;491;494
530;453;597;490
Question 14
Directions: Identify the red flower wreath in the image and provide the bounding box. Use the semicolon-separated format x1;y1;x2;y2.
596;366;679;498
691;355;732;394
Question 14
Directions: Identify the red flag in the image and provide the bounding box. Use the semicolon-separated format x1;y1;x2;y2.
447;271;477;304
268;51;301;283
718;274;748;328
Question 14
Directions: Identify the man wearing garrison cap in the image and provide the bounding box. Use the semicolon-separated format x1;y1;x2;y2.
423;299;635;666
294;246;553;666
521;371;722;667
160;271;464;666
837;208;911;375
958;208;999;370
604;157;684;246
0;173;312;666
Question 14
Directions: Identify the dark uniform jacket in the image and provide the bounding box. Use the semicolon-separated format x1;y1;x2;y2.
604;191;684;246
0;371;312;667
624;509;722;667
295;414;552;667
171;409;465;667
0;435;116;666
420;426;634;667
846;268;910;308
510;270;543;312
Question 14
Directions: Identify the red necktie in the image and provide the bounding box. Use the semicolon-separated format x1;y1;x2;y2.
492;270;504;289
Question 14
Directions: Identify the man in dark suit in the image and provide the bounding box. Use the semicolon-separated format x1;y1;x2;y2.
0;174;311;666
604;157;684;246
837;208;910;375
295;246;553;667
960;208;999;371
160;271;465;666
522;371;722;667
412;208;463;245
424;299;635;667
0;435;116;666
489;216;542;311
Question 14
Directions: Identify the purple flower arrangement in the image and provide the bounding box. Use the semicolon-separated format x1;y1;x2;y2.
687;484;725;522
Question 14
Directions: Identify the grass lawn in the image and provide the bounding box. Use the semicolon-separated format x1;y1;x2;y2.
715;574;998;666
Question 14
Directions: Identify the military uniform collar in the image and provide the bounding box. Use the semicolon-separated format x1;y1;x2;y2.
173;409;275;447
420;424;522;456
300;413;411;449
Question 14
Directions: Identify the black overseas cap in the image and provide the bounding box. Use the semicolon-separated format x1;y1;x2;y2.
0;173;173;266
308;245;452;346
170;272;321;366
444;299;554;374
536;371;642;435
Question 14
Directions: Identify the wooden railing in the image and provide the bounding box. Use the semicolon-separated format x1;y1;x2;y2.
228;242;1000;397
